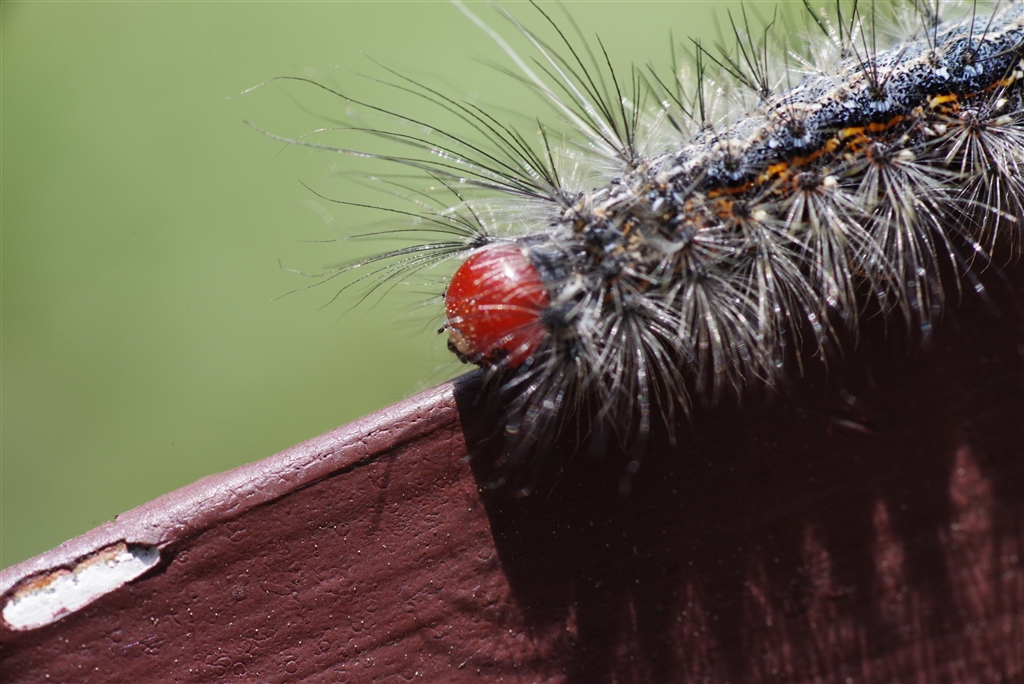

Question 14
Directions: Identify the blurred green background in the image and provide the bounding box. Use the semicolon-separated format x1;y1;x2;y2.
2;1;724;568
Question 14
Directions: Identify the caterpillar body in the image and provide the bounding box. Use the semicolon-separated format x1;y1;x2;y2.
273;1;1024;475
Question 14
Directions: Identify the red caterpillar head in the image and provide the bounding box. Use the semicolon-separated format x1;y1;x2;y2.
444;245;550;368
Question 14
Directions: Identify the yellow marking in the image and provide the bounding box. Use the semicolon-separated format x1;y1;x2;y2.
870;115;903;133
929;93;959;108
841;114;903;139
708;181;758;199
839;126;865;140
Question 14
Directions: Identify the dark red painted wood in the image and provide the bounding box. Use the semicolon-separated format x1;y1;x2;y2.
2;270;1022;683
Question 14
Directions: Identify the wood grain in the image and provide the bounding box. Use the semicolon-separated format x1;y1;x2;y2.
2;271;1021;683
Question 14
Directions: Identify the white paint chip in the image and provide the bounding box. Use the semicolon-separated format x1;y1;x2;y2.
3;542;160;631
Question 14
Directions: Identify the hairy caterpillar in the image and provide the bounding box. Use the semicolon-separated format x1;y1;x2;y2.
263;1;1024;479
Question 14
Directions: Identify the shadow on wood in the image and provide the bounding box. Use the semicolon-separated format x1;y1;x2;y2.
462;275;1024;681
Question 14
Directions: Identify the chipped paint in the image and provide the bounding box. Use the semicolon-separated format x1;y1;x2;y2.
2;542;160;631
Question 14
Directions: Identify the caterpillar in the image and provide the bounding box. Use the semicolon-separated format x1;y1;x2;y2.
263;1;1024;480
